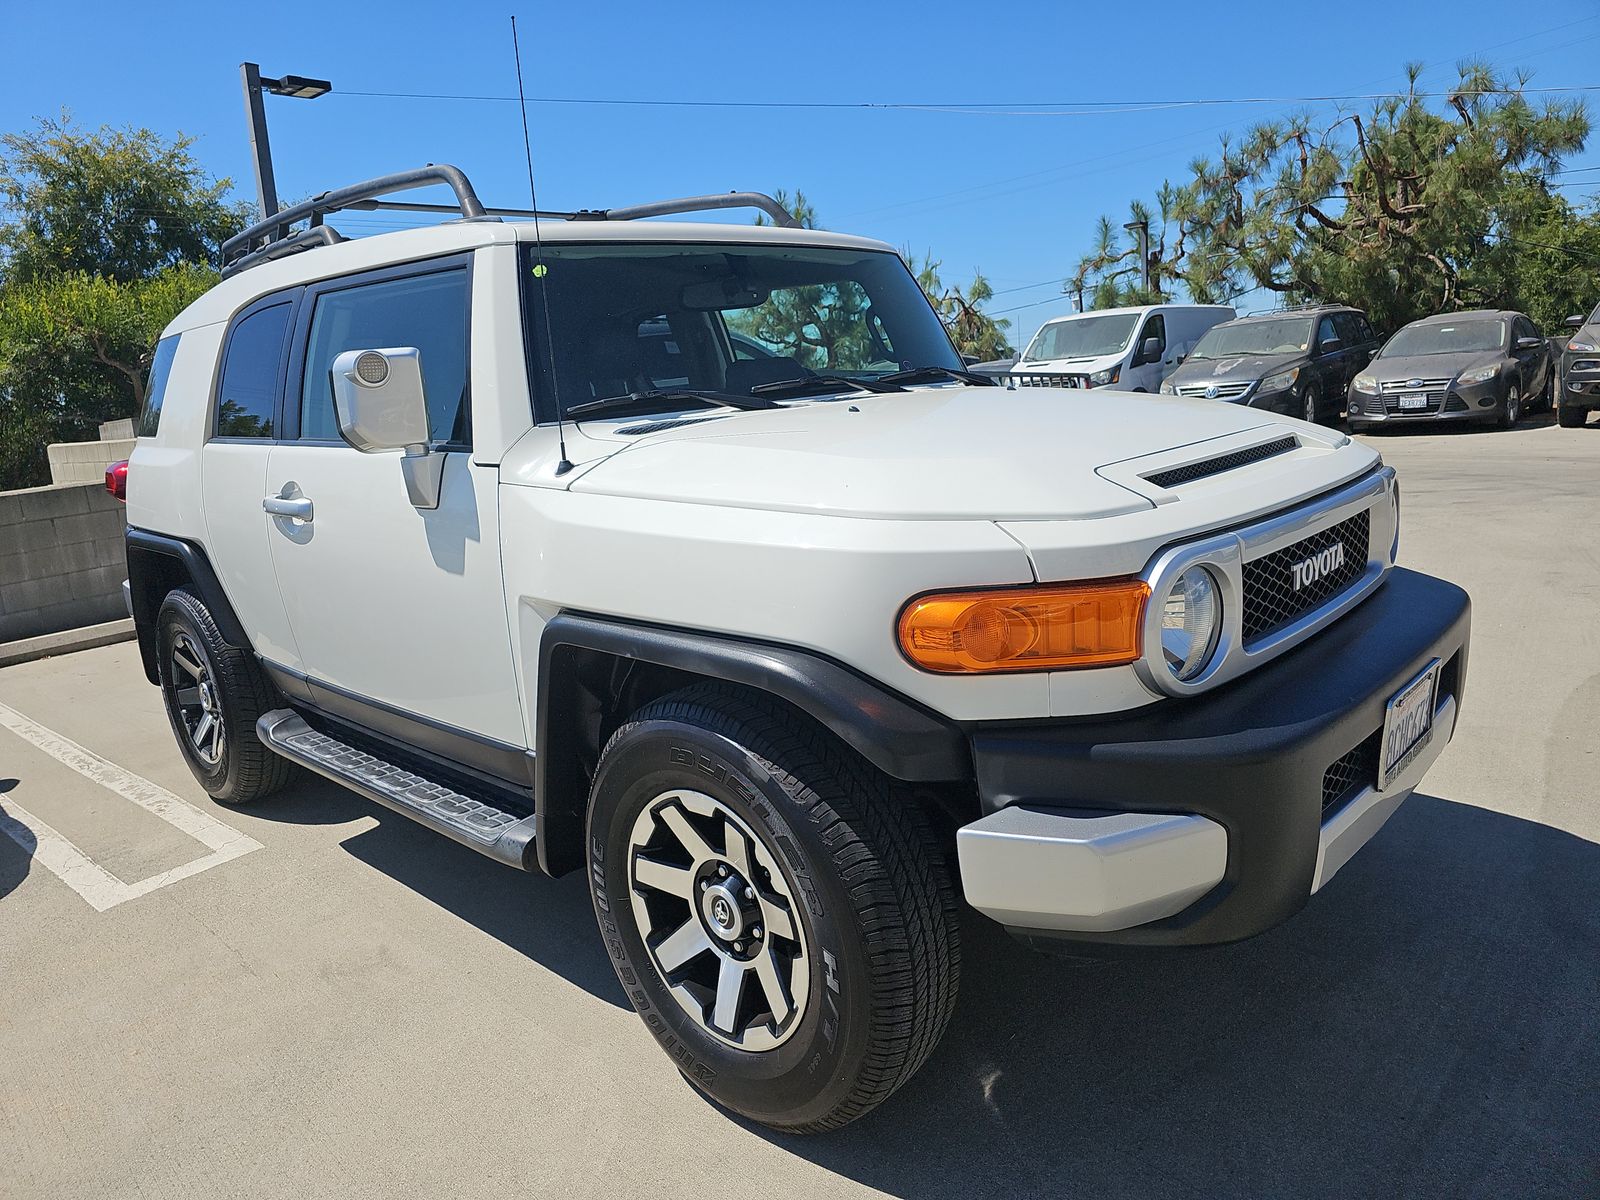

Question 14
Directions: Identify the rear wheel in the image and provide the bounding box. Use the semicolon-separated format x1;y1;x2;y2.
586;684;960;1133
156;589;293;804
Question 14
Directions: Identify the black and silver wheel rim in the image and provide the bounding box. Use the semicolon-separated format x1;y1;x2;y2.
627;789;810;1051
1507;387;1520;423
170;631;224;768
1304;391;1318;423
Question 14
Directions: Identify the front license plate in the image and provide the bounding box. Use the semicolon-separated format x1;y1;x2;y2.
1398;393;1429;410
1379;659;1441;789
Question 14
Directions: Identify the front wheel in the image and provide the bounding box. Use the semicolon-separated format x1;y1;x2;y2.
586;684;961;1133
1558;404;1587;428
1499;385;1522;429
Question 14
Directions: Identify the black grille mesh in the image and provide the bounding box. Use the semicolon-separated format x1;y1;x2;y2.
1145;436;1298;489
1322;730;1380;816
1241;509;1371;642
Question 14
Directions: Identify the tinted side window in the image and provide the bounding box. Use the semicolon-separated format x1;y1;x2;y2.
1317;316;1340;350
1355;315;1375;343
215;303;291;438
1139;313;1166;357
300;269;470;445
1331;312;1360;345
138;335;180;437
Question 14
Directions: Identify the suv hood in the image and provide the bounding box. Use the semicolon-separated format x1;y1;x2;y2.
1167;350;1304;386
1011;351;1125;374
566;385;1310;520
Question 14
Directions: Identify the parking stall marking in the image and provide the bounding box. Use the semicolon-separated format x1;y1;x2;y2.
0;699;262;912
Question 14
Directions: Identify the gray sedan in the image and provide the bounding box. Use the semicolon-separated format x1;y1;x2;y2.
1347;310;1552;431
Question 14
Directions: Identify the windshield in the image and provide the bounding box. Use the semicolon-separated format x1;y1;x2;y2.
1189;317;1314;359
1381;320;1505;358
520;243;962;418
1023;313;1138;361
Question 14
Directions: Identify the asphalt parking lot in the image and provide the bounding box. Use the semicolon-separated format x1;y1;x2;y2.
2;417;1597;1199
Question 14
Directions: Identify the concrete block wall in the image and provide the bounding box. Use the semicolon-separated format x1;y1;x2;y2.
47;437;136;486
0;482;128;642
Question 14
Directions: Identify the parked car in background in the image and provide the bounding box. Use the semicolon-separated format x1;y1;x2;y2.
1161;305;1380;425
1558;305;1600;428
1348;310;1551;432
1002;304;1235;392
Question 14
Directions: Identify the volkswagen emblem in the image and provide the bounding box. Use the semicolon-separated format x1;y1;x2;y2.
1204;386;1219;399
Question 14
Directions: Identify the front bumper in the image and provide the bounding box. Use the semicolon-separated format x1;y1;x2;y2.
1347;378;1500;425
955;567;1470;948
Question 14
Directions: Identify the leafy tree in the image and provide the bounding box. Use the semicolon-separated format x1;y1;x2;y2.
0;116;239;488
0;115;244;283
911;256;1011;360
1072;64;1592;332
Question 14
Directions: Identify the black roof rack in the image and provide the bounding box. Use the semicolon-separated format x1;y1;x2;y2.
220;163;800;278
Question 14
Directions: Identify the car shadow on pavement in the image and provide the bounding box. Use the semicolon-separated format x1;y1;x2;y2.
241;771;630;1008
0;779;33;901
748;795;1600;1199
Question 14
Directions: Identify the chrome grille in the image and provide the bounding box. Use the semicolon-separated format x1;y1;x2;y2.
1378;377;1450;416
1174;380;1253;400
1241;510;1372;643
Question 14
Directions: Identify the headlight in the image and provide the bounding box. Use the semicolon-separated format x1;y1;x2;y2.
1352;373;1379;394
1569;341;1598;352
1457;363;1500;385
1088;366;1120;387
1261;366;1300;392
1160;566;1221;682
1160;382;1178;395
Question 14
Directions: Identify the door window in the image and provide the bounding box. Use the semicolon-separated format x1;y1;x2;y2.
1136;314;1166;362
214;302;292;438
300;268;471;445
139;335;180;437
1317;316;1340;352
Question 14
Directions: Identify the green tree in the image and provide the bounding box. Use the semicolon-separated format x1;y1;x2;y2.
911;255;1011;361
1072;64;1591;331
0;116;239;488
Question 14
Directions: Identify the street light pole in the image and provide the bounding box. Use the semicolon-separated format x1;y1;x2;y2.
240;62;279;221
239;63;332;228
1123;219;1151;295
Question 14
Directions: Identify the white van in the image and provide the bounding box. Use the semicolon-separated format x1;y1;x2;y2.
1008;304;1236;392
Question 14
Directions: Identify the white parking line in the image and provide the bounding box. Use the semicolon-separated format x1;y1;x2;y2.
0;700;262;912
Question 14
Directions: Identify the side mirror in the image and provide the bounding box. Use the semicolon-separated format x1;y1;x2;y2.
1139;337;1163;364
1565;315;1585;329
1319;337;1343;354
1515;336;1545;351
331;347;443;509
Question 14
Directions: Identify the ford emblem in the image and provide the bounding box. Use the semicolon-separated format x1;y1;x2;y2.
1407;378;1424;388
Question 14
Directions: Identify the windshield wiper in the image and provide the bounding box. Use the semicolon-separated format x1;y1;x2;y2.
749;374;905;400
873;365;998;387
565;388;777;420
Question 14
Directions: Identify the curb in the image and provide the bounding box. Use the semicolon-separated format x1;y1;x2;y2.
0;618;136;669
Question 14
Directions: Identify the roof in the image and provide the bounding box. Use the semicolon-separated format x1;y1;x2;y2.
1407;309;1520;326
1037;303;1235;325
169;217;897;335
1231;304;1361;324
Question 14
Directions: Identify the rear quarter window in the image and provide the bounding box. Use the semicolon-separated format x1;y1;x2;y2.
137;335;180;437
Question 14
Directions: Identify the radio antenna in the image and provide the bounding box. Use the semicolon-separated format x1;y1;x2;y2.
512;14;573;476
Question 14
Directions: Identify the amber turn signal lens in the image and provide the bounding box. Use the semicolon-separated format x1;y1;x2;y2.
898;580;1149;674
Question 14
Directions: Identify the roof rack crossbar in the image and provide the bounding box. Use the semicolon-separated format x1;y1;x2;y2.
579;192;800;228
345;198;581;220
221;163;488;266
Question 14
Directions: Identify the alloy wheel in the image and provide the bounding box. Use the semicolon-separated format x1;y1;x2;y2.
170;630;225;767
627;789;810;1051
1507;386;1521;425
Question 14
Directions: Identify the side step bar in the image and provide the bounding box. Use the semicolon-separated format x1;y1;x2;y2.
257;709;536;870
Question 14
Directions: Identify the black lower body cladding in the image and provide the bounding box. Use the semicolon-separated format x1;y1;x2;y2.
967;568;1471;949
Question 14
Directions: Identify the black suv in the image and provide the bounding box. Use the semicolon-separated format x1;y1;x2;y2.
1161;305;1381;425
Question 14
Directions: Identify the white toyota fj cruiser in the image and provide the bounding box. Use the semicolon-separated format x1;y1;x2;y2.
121;166;1471;1132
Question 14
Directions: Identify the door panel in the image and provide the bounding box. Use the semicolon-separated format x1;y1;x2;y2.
202;442;301;669
264;443;525;748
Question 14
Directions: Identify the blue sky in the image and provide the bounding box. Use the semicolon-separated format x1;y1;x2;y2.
5;0;1600;346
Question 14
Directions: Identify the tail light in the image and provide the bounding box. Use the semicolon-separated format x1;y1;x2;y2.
105;459;129;502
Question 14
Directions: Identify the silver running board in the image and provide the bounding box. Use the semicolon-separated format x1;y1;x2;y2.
257;709;536;870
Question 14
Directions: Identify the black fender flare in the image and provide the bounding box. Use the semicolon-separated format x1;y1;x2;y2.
125;528;251;684
533;612;970;876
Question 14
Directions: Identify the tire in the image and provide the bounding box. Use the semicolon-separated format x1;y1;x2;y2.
1558;404;1587;428
585;683;961;1133
1301;386;1320;425
1541;370;1554;412
156;589;293;804
1499;384;1521;429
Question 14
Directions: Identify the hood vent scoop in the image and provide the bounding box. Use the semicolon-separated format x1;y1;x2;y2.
1144;435;1298;489
615;415;729;436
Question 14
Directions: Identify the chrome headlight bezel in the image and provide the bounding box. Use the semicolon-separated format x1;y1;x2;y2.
1160;566;1222;682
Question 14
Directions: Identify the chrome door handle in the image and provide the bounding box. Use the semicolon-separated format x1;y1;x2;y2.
263;495;314;521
